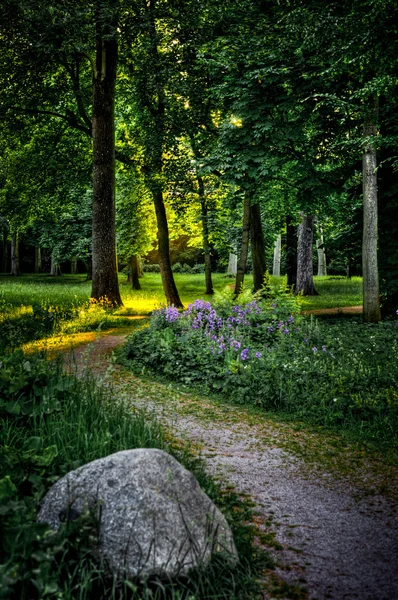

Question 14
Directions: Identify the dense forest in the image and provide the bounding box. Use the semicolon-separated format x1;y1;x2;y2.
1;0;397;318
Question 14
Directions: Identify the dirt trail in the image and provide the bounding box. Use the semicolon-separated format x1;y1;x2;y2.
65;331;398;600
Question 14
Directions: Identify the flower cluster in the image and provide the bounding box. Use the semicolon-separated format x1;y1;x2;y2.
183;299;223;331
226;300;262;328
155;298;330;365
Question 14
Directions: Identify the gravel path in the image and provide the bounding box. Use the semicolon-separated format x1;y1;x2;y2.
68;333;398;600
129;399;398;600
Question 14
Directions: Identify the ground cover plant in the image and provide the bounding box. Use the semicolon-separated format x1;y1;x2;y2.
122;288;398;453
0;349;267;600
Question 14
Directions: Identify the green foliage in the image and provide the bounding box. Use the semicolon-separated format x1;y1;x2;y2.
0;349;266;599
122;294;398;452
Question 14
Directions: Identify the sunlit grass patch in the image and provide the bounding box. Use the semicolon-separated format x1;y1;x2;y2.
300;276;362;311
21;331;99;357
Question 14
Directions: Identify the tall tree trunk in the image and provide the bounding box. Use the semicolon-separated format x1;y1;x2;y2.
71;256;78;275
86;256;93;281
347;257;352;279
91;2;122;307
250;202;267;292
50;253;60;276
272;234;281;276
141;5;182;308
153;190;183;307
34;246;42;273
316;224;327;276
2;230;8;273
130;255;141;290
234;193;251;296
362;101;381;323
197;174;213;295
227;253;237;276
10;233;20;276
137;256;144;278
295;214;318;296
286;215;297;291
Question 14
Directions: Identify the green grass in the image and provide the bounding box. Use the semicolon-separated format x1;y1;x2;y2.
299;276;363;311
0;350;268;599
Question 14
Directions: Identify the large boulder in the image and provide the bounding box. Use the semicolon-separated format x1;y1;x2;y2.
37;448;238;579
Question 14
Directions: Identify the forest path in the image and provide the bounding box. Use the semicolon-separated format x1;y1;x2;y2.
64;328;398;600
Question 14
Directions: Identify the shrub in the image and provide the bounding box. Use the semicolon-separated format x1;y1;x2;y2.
143;263;160;274
191;264;205;274
172;262;183;273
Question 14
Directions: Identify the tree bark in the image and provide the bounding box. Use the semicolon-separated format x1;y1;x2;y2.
250;202;267;292
362;102;381;323
153;190;183;306
316;225;327;276
142;5;182;308
197;174;213;295
50;253;61;276
137;256;144;278
234;193;251;296
91;2;122;306
2;230;8;273
286;215;297;291
347;256;352;279
227;253;237;276
86;256;93;281
10;233;20;276
130;255;141;290
295;214;318;296
272;234;281;276
34;246;42;273
71;256;78;275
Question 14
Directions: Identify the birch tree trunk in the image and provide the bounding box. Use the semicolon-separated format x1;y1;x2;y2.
227;253;237;276
362;102;381;323
273;234;282;276
234;193;251;296
286;215;297;291
295;214;318;296
34;246;42;273
91;1;122;306
316;227;327;276
250;202;267;292
10;233;20;276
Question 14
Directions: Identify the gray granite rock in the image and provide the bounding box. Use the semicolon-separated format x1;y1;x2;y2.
37;448;238;579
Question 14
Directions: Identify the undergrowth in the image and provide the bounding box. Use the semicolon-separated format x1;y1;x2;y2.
0;349;268;599
121;287;398;453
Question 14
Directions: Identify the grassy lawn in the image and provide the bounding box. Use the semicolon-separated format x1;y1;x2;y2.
0;272;364;354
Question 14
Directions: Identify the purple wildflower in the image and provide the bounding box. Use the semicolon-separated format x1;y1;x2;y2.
165;306;179;322
230;339;241;350
241;348;249;361
255;351;262;358
312;346;318;353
